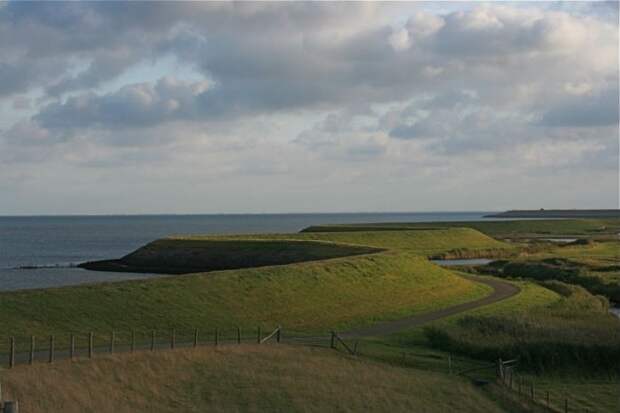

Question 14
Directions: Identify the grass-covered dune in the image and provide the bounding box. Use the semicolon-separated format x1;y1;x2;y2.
175;227;513;257
302;219;620;239
1;345;510;413
80;239;381;274
0;250;491;347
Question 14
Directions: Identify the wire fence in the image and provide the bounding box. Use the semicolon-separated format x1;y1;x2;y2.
1;329;616;413
1;326;296;369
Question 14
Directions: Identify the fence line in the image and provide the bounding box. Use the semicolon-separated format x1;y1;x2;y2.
2;326;300;370
495;358;586;413
1;331;608;413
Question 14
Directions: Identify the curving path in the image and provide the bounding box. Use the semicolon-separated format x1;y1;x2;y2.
340;275;520;338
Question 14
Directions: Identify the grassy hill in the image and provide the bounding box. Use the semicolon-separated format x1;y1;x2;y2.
1;345;512;413
173;227;513;257
0;249;491;351
302;219;620;239
80;239;381;274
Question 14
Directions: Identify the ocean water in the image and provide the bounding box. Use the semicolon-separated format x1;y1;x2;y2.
0;212;491;291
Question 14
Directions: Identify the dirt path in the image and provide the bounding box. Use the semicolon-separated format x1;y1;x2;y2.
341;276;520;338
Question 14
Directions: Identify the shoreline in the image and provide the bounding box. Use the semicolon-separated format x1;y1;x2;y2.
486;209;620;219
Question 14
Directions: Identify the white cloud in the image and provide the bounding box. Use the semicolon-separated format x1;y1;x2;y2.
0;2;617;213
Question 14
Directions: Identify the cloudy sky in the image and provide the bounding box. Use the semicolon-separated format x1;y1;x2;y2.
0;1;618;214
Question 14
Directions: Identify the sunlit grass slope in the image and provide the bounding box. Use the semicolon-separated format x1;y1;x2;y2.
0;250;490;344
175;227;512;256
1;345;510;413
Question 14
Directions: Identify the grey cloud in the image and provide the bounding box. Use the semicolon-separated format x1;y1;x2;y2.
540;88;620;127
35;77;210;130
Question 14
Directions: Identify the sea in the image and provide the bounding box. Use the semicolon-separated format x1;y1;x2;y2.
0;212;492;291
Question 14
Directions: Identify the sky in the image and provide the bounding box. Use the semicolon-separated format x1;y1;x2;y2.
0;1;618;215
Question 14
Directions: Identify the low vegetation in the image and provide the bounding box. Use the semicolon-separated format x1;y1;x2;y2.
1;345;512;413
475;240;620;302
424;281;620;374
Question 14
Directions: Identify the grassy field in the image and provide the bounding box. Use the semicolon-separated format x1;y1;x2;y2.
174;227;513;257
302;219;620;239
0;250;491;352
1;344;514;413
2;220;617;411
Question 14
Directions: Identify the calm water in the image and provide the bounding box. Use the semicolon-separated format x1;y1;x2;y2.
0;212;492;291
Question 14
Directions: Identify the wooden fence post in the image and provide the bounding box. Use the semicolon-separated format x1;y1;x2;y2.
29;336;35;365
171;328;175;349
151;330;155;351
276;327;281;343
88;332;93;359
131;330;135;353
497;358;503;381
70;334;75;360
564;398;568;413
546;391;549;407
257;327;261;344
109;331;115;353
214;328;219;346
9;336;15;368
237;327;241;344
193;328;199;348
530;382;534;400
330;332;335;349
48;335;54;363
448;354;452;375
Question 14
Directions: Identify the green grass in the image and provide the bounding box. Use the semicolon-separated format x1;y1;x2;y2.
478;240;620;301
2;222;617;411
302;219;620;239
424;281;620;373
1;344;512;413
84;239;381;274
174;227;513;257
513;376;620;413
382;280;560;347
0;250;490;352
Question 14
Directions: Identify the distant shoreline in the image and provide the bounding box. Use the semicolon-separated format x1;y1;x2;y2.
486;209;620;218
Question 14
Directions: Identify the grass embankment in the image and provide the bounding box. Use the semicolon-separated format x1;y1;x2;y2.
1;345;511;413
302;219;620;239
0;250;490;352
80;239;381;274
176;227;515;258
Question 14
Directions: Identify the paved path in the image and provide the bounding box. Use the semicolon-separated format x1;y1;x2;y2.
3;276;520;367
341;275;520;338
